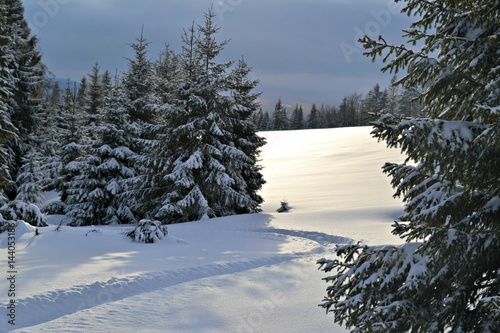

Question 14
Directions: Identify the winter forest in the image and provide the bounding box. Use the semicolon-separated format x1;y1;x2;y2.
1;5;269;230
1;0;500;332
0;0;421;230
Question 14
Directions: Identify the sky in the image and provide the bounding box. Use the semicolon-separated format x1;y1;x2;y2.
22;0;415;112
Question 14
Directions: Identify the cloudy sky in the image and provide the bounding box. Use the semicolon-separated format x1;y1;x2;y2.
23;0;415;111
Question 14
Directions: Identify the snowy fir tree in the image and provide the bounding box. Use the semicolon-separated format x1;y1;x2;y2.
4;0;44;137
156;9;265;222
65;77;137;226
118;32;166;220
52;82;86;206
0;0;16;190
317;1;500;332
126;219;168;243
122;31;161;126
1;147;47;226
76;76;88;111
0;0;47;227
225;57;266;213
86;62;103;127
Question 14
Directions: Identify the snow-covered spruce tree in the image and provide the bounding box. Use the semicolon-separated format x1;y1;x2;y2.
35;79;75;197
120;32;166;219
0;0;16;191
156;9;265;222
226;57;266;213
4;0;44;136
86;62;103;128
76;76;88;112
122;32;161;126
1;147;47;226
3;0;44;197
65;76;138;226
0;0;47;228
126;219;168;243
317;1;500;332
53;82;86;206
0;0;16;228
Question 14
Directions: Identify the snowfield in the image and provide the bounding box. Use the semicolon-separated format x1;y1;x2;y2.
1;127;406;333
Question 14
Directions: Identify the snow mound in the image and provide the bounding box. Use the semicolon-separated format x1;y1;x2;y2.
0;221;37;249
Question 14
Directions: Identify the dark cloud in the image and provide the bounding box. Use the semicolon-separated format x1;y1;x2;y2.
23;0;414;111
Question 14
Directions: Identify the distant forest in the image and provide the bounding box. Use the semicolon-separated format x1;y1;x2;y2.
252;75;424;131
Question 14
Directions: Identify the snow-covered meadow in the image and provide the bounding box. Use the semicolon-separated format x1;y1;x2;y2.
1;126;406;333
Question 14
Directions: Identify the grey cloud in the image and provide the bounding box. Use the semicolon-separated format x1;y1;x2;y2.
23;0;414;110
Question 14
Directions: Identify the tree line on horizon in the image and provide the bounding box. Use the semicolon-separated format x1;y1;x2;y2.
252;75;423;131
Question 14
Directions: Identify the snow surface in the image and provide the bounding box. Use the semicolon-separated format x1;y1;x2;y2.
1;127;405;333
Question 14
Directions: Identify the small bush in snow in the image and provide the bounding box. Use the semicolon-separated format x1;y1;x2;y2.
126;219;168;243
277;199;290;213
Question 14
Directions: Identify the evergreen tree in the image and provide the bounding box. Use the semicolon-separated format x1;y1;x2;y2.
122;31;159;125
157;9;265;222
65;77;137;225
324;105;337;127
54;82;85;205
4;0;44;135
0;0;16;189
87;62;102;129
362;83;386;120
271;98;289;130
49;80;61;109
318;1;500;332
226;57;266;213
154;44;180;105
337;93;362;127
260;110;270;131
120;31;164;219
253;109;271;131
308;103;319;129
289;104;304;130
0;0;48;228
5;146;47;226
15;147;43;206
76;76;88;112
318;104;328;128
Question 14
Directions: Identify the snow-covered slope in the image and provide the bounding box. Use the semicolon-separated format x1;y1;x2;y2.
0;127;405;333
